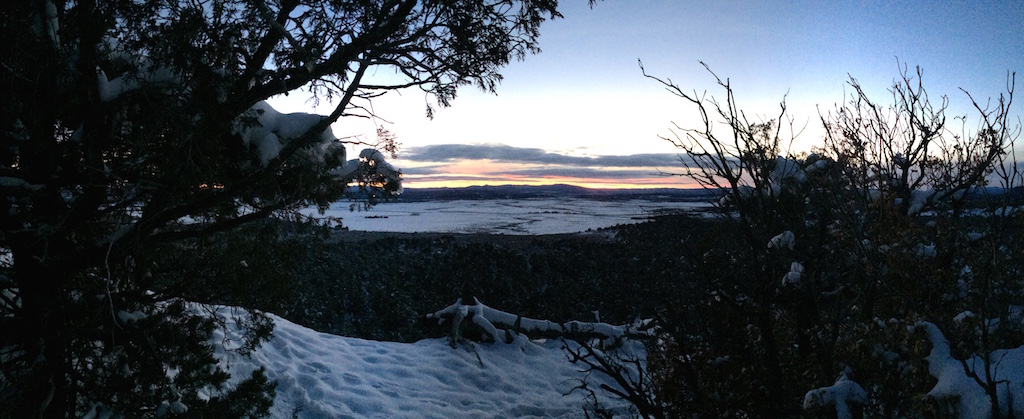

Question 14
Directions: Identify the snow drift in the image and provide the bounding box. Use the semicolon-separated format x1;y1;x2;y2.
209;307;635;418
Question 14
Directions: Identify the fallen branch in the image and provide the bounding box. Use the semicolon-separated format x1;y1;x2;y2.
427;298;653;345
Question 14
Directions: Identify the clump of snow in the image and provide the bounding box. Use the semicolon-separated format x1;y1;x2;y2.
802;369;867;419
97;66;180;103
362;149;400;182
804;155;829;174
893;153;909;168
782;261;803;286
719;185;756;206
953;311;975;324
768;230;795;251
907;189;933;215
917;321;1024;418
208;306;635;418
903;188;968;216
234;101;343;167
770;156;806;185
156;400;188;416
718;156;809;206
230;102;401;192
867;189;883;203
31;0;60;45
333;148;403;193
116;310;147;323
915;243;937;257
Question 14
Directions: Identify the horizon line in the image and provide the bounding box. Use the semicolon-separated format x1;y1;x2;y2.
397;182;706;191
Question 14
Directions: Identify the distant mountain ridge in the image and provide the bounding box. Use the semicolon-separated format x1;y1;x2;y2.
386;184;1024;205
394;184;715;202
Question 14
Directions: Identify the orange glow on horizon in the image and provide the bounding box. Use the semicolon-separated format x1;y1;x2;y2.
401;175;702;190
393;159;702;189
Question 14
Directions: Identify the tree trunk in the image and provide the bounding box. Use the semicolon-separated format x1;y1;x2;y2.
11;235;73;418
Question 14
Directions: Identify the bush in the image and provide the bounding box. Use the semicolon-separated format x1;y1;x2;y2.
585;63;1024;417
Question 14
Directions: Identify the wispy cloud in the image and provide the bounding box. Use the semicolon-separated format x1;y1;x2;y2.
402;144;687;168
395;143;697;188
501;167;671;179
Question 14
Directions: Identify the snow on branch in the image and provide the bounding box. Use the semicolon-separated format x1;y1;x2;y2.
0;176;44;191
781;261;803;286
233;101;343;167
31;0;60;45
767;230;795;251
916;321;1024;418
231;102;401;192
802;369;867;419
427;298;652;345
333;149;403;193
770;156;807;185
97;66;180;103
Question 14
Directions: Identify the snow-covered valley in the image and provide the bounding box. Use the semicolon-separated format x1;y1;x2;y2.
313;198;712;235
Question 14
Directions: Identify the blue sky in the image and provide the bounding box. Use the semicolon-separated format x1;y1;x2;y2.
274;0;1024;188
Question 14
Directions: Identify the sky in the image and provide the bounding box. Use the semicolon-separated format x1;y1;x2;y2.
272;0;1024;189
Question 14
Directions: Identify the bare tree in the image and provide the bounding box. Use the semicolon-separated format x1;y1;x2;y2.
621;61;1021;417
820;65;1016;215
640;61;810;416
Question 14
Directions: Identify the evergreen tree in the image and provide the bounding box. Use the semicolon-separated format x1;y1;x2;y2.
0;0;567;416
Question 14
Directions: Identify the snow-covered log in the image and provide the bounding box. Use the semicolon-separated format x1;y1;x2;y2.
428;298;652;345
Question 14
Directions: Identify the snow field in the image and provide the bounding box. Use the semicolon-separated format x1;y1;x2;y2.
319;198;710;235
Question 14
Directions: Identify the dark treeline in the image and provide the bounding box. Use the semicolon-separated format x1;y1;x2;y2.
190;215;707;344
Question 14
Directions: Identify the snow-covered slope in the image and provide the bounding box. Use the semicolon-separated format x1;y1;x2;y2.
211;308;632;418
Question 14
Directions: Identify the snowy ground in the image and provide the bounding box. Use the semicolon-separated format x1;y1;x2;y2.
212;307;636;418
310;198;711;235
